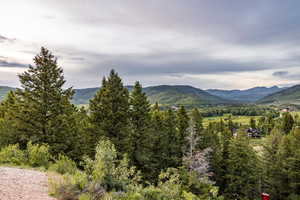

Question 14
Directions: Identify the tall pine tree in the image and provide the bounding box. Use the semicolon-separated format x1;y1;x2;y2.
175;105;190;163
128;81;151;169
89;69;130;156
11;47;79;159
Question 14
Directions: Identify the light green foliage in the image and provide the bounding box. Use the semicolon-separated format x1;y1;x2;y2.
92;139;117;183
27;142;51;167
0;144;26;165
203;115;261;127
64;170;89;190
78;193;92;200
49;154;77;175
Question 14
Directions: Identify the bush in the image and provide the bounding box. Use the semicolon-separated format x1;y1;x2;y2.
78;193;92;200
27;142;51;167
0;144;26;165
65;170;89;190
49;154;77;175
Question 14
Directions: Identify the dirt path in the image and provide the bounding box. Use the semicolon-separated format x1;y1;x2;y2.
0;167;56;200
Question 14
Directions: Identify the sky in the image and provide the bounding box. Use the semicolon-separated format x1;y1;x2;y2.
1;0;300;89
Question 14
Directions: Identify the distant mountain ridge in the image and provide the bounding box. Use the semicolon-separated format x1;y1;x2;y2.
141;85;229;106
206;86;285;102
0;86;16;101
258;84;300;105
0;85;293;106
73;85;229;106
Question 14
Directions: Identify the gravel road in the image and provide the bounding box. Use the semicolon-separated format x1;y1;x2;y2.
0;167;56;200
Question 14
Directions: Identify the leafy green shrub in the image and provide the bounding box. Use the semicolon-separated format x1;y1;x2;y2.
78;193;92;200
0;144;26;165
27;141;51;167
49;154;77;175
64;170;89;190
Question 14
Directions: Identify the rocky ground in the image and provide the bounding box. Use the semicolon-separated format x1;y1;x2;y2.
0;167;56;200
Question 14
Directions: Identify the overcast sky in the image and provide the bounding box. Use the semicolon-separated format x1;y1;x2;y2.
1;0;300;89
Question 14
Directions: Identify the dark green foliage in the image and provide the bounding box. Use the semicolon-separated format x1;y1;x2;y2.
262;128;284;200
250;117;256;129
264;127;300;200
128;81;152;174
176;106;190;156
224;133;260;200
282;112;295;134
200;105;279;118
0;91;22;148
0;48;81;159
210;128;232;194
162;108;179;168
89;69;130;156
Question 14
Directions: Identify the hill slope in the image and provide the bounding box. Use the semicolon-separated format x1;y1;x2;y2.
0;86;16;101
73;85;229;106
206;86;284;102
143;85;229;106
258;85;300;104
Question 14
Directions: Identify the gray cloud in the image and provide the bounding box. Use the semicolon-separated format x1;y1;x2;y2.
0;34;16;43
273;71;289;77
0;35;9;42
272;70;300;82
0;58;27;68
43;0;300;46
2;1;300;89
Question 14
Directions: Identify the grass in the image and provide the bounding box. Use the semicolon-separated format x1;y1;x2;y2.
203;115;261;127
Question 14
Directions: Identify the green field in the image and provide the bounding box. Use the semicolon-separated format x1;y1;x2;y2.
203;115;261;127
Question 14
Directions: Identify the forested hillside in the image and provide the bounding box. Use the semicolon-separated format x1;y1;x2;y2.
1;48;300;200
206;86;284;102
259;84;300;105
0;86;15;101
73;85;229;106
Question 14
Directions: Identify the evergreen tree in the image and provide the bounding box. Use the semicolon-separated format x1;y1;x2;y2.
8;48;80;159
0;91;22;148
190;108;204;150
282;112;294;134
128;81;151;169
274;127;300;199
211;128;232;194
163;108;179;168
250;117;256;129
262;128;283;199
145;107;166;181
225;132;260;200
89;69;130;156
176;105;190;160
75;107;94;157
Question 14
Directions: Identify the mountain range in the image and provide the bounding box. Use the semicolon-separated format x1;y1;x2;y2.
1;84;299;106
258;84;300;105
0;86;16;101
206;86;285;102
73;85;229;106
